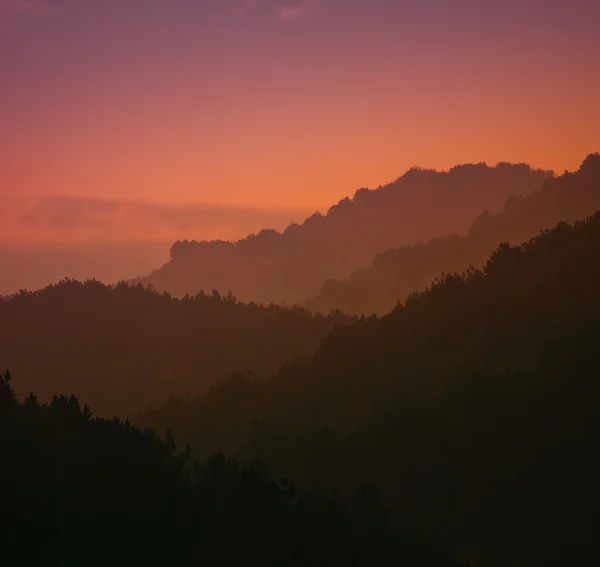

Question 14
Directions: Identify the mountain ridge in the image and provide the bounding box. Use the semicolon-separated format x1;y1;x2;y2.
132;161;552;304
140;208;600;566
306;153;600;315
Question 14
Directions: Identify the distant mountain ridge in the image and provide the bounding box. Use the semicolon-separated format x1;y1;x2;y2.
133;161;552;304
306;153;600;315
0;282;349;417
139;206;600;567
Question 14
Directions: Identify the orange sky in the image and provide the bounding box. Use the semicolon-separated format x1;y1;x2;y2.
1;0;600;246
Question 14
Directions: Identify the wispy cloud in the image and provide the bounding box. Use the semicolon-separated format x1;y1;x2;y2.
278;0;319;23
4;194;314;245
210;0;321;23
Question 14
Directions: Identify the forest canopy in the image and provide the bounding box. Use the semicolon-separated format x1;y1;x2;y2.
139;211;600;566
307;153;600;315
0;282;350;417
0;370;465;567
134;161;550;304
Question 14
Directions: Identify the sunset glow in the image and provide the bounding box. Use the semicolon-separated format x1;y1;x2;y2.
2;0;599;248
2;4;600;564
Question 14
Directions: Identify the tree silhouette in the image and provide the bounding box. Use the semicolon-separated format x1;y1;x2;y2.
307;154;600;315
143;211;600;566
0;374;464;566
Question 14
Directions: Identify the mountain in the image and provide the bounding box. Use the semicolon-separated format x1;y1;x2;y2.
135;162;551;304
307;153;600;315
140;211;600;566
0;282;349;417
0;373;464;567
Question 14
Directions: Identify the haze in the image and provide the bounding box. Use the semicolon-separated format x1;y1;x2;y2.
3;2;600;565
2;0;600;292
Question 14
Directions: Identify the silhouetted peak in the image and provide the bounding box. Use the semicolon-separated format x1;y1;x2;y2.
145;157;553;303
304;211;324;226
400;166;439;182
448;162;489;174
353;187;371;202
579;153;600;174
283;221;301;235
307;156;600;315
327;197;353;216
245;228;279;242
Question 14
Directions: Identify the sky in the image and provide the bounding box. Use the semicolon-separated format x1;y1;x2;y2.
1;0;600;249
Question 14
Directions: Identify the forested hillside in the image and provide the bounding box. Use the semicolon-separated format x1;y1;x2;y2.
135;162;550;304
0;283;349;417
307;153;600;314
0;372;464;567
6;0;598;564
140;212;600;566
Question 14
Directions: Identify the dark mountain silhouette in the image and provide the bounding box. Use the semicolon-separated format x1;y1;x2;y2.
0;372;465;567
140;211;600;566
307;153;600;315
0;283;349;417
134;162;551;304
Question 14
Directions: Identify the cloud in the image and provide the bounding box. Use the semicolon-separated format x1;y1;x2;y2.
209;0;320;23
277;0;319;23
7;194;314;244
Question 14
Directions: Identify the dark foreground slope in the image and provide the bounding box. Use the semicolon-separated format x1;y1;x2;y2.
0;373;464;567
307;153;600;315
141;212;600;566
0;283;349;417
137;162;549;304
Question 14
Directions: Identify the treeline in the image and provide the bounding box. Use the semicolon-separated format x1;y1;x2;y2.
135;162;549;304
0;371;465;566
0;283;350;417
140;212;600;566
307;153;600;314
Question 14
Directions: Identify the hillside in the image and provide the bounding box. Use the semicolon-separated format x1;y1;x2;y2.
307;153;600;314
140;211;600;566
135;162;550;304
0;373;464;567
0;282;349;417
